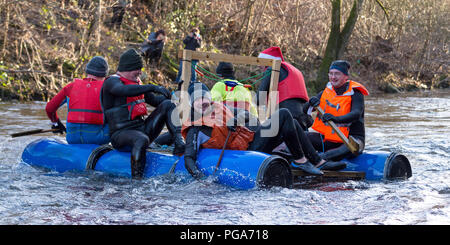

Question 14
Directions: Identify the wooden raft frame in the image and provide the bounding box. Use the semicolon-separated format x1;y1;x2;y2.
292;169;366;180
177;49;281;121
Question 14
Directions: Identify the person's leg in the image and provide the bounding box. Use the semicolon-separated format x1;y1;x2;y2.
143;100;185;155
293;120;322;165
152;132;174;146
248;108;322;175
295;121;347;170
190;60;198;82
320;136;365;161
111;129;149;179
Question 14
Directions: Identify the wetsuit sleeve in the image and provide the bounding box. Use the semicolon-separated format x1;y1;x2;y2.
183;126;205;179
333;90;364;124
144;92;166;107
45;82;73;122
103;77;155;97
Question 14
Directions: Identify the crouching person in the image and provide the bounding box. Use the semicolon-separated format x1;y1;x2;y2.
101;49;185;179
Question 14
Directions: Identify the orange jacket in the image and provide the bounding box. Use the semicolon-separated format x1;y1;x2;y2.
311;80;369;143
181;102;255;151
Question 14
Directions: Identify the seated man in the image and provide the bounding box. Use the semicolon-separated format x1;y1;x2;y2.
304;60;369;161
182;82;346;179
101;49;185;179
210;62;258;117
45;56;110;145
140;29;166;65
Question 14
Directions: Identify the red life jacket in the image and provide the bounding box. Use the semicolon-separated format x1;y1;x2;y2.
277;62;309;103
67;78;104;124
117;75;148;120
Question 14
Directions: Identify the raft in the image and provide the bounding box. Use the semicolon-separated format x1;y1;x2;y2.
21;138;412;190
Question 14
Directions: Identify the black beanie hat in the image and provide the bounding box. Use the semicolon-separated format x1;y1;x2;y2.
85;56;109;77
188;82;211;106
329;60;351;75
118;49;143;72
216;62;235;79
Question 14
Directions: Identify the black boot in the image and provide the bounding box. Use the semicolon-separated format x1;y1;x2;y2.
317;161;347;171
168;123;185;156
131;150;146;179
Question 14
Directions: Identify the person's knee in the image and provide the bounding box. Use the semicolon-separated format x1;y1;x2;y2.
278;108;293;120
134;135;150;150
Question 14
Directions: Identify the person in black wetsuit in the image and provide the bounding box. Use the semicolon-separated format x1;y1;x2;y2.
101;49;185;179
304;60;369;162
181;82;347;179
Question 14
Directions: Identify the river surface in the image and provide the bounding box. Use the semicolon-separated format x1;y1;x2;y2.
0;90;449;225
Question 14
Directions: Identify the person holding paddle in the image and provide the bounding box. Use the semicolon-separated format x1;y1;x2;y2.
45;56;110;145
304;60;369;163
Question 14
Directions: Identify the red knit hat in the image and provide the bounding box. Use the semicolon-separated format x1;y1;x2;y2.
258;46;285;61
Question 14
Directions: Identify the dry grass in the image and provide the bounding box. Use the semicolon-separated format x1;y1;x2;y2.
0;0;448;101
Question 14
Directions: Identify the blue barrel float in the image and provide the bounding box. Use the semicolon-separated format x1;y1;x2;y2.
21;138;412;190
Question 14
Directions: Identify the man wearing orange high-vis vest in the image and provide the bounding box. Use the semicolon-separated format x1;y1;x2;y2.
304;60;369;163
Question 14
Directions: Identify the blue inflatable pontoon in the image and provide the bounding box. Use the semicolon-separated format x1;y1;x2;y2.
21;138;412;190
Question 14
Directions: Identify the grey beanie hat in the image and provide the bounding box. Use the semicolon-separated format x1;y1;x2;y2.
85;56;109;77
188;82;211;106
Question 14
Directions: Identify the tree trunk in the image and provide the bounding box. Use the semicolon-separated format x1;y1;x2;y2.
314;0;364;92
95;0;102;48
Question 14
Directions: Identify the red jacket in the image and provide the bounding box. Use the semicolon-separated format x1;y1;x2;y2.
46;78;104;124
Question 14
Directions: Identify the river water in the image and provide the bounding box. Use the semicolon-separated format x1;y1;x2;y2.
0;90;449;225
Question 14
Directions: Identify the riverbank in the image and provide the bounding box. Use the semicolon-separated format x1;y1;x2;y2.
0;0;448;101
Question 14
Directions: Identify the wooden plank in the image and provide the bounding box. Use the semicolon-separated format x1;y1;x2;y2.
315;106;359;154
178;50;273;66
266;59;281;119
179;49;192;122
292;169;366;179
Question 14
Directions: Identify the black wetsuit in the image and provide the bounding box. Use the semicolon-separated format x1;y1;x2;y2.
257;66;311;130
101;75;183;178
183;108;322;179
304;82;365;160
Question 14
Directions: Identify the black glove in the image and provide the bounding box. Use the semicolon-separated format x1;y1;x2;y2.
152;85;171;99
51;119;66;134
322;113;338;122
309;97;320;107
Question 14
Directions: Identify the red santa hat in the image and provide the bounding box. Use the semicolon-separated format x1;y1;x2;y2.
258;46;285;62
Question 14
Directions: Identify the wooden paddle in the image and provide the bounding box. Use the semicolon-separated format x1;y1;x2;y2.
212;130;232;176
10;128;60;138
315;106;360;154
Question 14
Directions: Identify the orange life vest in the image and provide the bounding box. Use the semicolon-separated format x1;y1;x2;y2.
181;102;255;151
67;78;104;124
311;80;369;143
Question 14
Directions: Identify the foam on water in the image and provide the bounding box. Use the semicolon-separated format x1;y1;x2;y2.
0;91;449;224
